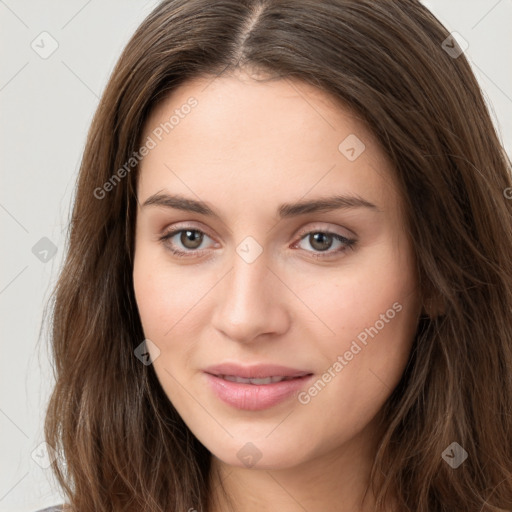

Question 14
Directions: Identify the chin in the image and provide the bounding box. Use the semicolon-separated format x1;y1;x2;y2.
202;433;310;470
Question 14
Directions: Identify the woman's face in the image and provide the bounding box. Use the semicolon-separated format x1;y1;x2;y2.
133;70;421;470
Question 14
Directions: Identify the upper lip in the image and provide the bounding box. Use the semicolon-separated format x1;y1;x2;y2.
204;363;313;379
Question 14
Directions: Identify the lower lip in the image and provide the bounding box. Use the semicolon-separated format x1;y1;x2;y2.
203;372;314;411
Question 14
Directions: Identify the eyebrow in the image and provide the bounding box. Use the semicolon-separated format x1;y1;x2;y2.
141;192;380;218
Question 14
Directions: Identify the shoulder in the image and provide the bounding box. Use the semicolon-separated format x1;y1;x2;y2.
34;506;64;512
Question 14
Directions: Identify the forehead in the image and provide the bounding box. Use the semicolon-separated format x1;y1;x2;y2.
137;71;399;215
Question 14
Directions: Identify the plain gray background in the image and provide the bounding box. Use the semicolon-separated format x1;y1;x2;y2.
1;1;511;511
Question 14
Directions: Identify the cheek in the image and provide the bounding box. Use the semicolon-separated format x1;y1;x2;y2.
302;242;416;339
132;245;214;350
133;241;172;333
133;252;194;399
300;239;419;390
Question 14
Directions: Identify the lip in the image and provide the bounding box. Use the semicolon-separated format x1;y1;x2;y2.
203;363;314;411
203;362;312;379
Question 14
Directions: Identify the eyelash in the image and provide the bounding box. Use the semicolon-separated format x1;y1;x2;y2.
158;226;357;260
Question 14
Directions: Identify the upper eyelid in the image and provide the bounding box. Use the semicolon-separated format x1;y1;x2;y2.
163;218;354;235
162;223;217;243
295;223;354;239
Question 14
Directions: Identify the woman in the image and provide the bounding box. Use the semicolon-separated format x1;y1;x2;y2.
40;0;512;511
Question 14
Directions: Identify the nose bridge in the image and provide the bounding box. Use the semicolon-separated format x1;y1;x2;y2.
229;245;269;307
211;239;287;342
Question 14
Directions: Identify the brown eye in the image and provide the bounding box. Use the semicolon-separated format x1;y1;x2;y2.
159;228;215;257
308;232;334;252
179;229;203;249
294;230;357;259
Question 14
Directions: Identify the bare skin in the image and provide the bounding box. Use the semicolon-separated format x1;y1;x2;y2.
133;69;421;512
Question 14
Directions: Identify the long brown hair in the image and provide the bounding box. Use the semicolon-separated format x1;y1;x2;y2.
43;1;512;510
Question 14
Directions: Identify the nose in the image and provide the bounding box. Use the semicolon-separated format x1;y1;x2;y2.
210;247;290;344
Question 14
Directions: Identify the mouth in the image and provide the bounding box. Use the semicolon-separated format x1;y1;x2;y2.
210;374;311;385
203;368;315;411
203;362;313;380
